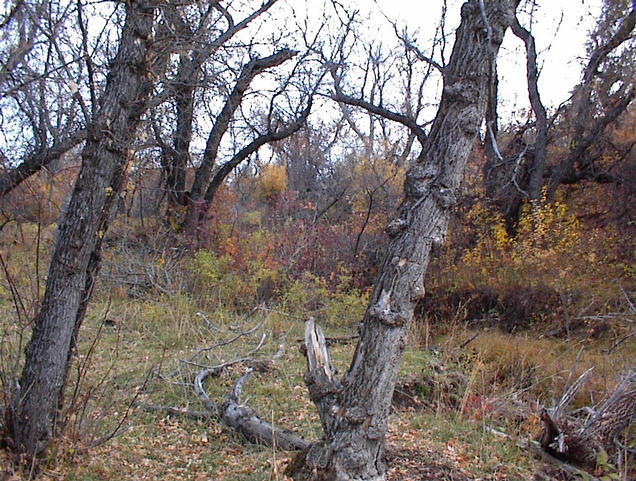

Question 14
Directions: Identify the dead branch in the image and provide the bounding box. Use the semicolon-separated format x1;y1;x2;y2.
459;332;479;349
301;318;341;436
178;315;264;368
602;331;636;354
552;366;593;420
219;369;309;451
296;333;359;347
537;369;635;473
151;314;304;451
193;366;221;413
196;311;222;332
525;441;603;481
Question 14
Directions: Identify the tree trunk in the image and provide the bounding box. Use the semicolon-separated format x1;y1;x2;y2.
7;1;161;458
288;1;517;480
511;16;547;203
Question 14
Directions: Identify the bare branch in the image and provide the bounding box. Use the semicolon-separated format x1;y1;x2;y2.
0;129;87;198
330;87;428;147
202;99;313;206
186;48;298;210
511;15;548;201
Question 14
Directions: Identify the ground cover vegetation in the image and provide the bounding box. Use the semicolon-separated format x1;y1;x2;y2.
0;0;634;479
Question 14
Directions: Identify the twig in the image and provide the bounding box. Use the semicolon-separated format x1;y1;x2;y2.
196;311;222;332
177;317;264;371
181;332;269;371
619;285;635;313
563;346;584;396
79;364;154;452
602;331;636;354
272;334;286;360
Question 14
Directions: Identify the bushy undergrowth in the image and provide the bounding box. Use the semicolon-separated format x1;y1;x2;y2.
424;194;634;336
432;196;627;292
0;175;633;479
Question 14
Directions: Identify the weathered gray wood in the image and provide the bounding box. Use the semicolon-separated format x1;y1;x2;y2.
290;2;518;480
539;371;636;470
7;1;163;457
194;366;308;451
220;369;309;451
303;318;341;436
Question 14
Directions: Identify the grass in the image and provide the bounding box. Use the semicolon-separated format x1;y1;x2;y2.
0;222;633;480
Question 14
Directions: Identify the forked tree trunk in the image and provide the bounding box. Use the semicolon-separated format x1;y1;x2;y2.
7;1;161;458
289;2;517;480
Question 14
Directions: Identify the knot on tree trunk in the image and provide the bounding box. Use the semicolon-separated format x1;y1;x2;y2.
304;370;341;402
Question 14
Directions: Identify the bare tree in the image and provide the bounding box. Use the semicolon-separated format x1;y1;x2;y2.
142;0;323;236
546;0;635;198
6;0;169;458
484;0;635;232
322;6;436;165
153;0;279;213
510;13;547;203
288;1;519;479
181;47;309;233
0;0;98;197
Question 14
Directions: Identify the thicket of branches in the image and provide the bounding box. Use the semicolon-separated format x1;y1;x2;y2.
0;0;634;479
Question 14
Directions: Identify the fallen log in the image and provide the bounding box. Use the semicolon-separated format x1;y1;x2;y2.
151;321;307;451
219;369;309;451
537;370;635;477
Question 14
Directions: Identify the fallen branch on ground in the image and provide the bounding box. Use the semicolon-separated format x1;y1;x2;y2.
523;441;602;481
535;369;635;478
144;312;307;451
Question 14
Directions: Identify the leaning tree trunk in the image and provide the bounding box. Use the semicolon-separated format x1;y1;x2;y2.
7;1;161;458
288;1;517;480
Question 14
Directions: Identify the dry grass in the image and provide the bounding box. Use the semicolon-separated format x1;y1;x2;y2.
0;221;633;480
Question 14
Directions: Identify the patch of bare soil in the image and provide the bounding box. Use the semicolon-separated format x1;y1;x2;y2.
384;444;474;481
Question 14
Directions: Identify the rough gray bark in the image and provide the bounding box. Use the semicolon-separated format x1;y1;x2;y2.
7;0;162;458
288;1;518;480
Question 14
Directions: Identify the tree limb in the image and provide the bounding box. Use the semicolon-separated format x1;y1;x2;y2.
0;129;87;197
330;90;428;147
202;100;313;206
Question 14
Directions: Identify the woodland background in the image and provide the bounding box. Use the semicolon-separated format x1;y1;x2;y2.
0;0;634;479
